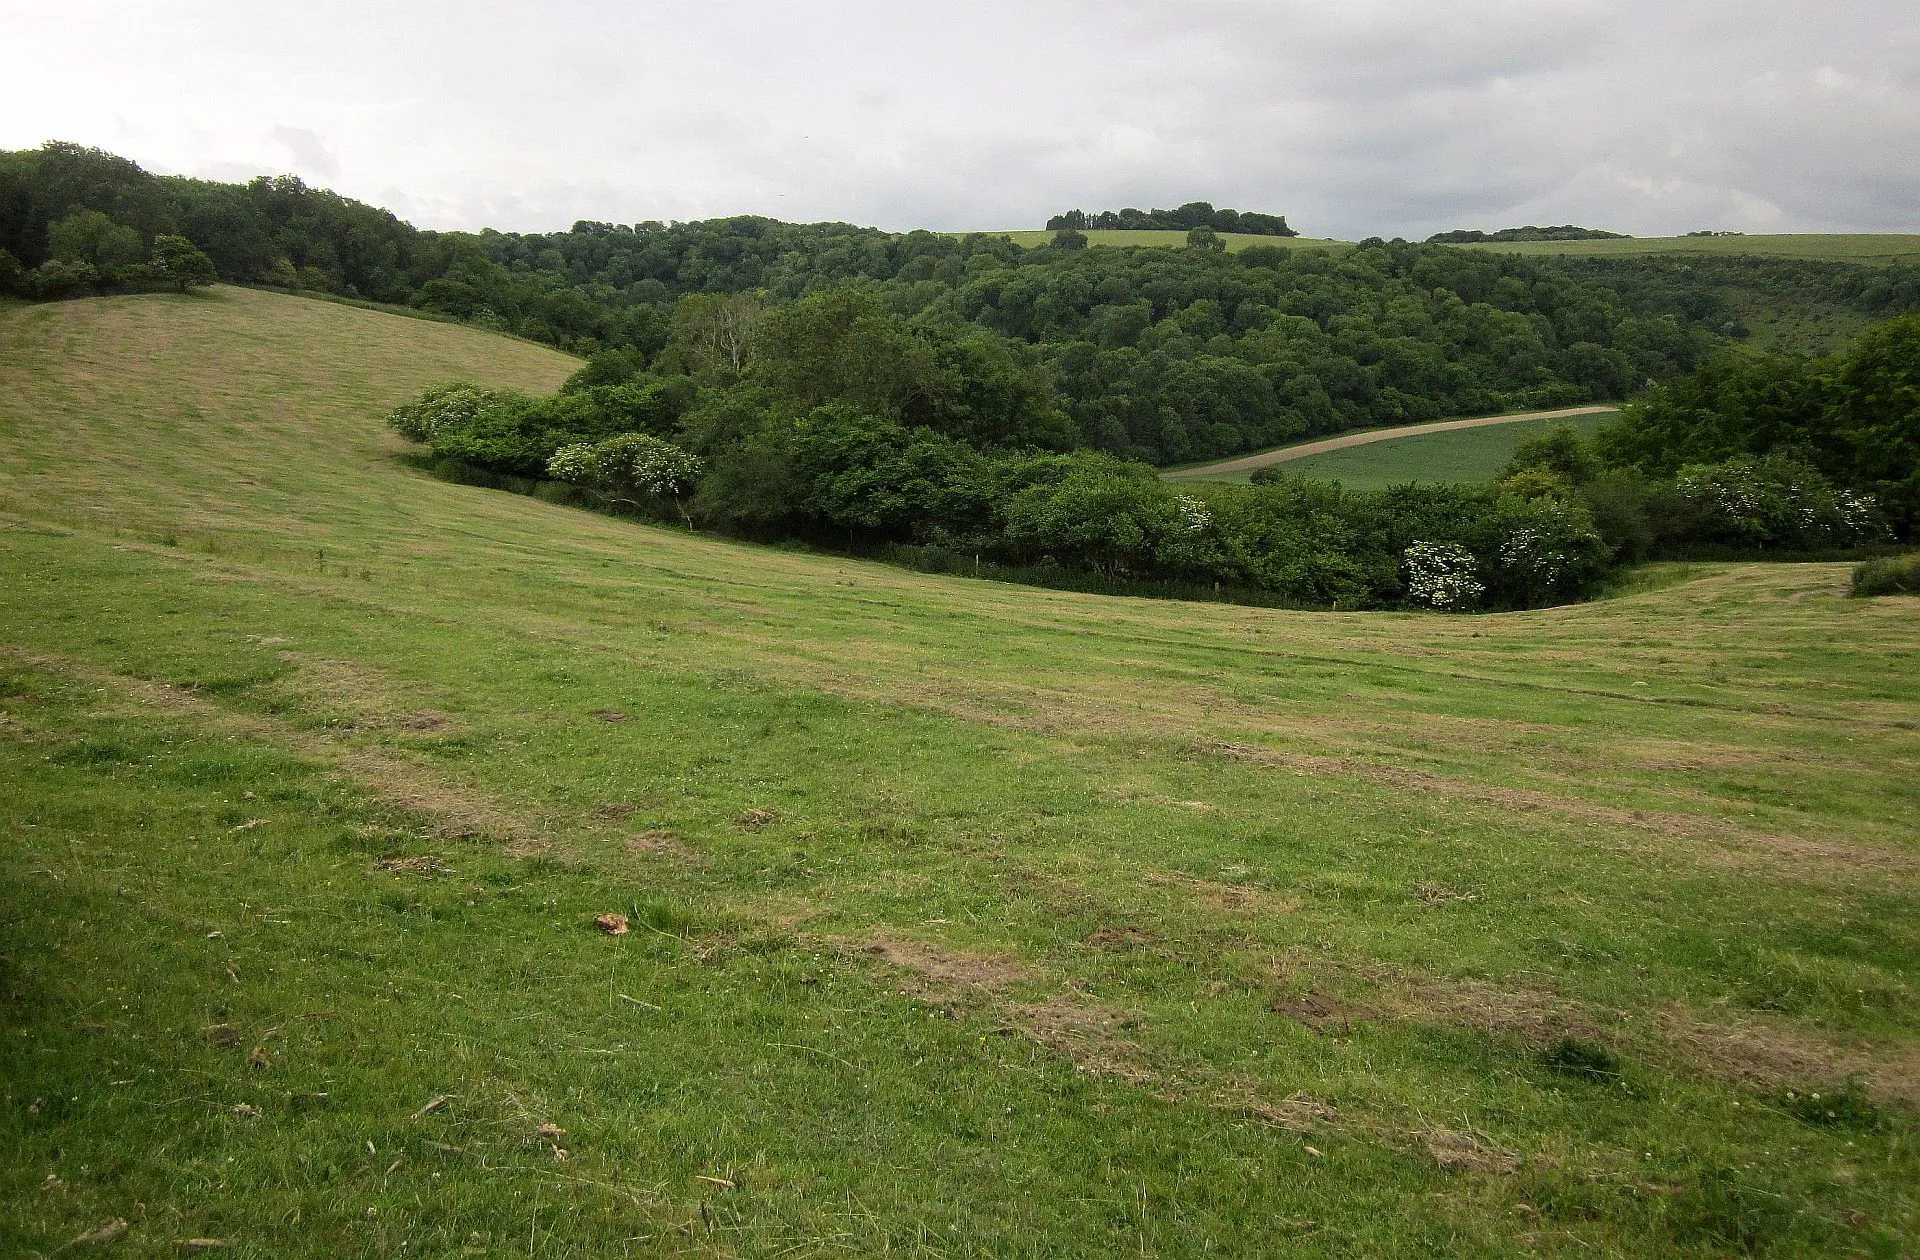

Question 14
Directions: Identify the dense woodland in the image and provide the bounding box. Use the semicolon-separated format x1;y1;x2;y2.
5;141;1916;610
1044;203;1297;236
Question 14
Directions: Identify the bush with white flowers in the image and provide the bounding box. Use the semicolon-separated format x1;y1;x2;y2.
1403;541;1484;610
546;433;705;524
1676;454;1887;548
384;383;498;442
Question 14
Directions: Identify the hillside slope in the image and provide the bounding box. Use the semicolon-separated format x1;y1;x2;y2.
2;289;1917;1255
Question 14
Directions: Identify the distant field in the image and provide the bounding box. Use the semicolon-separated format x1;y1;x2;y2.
975;229;1351;253
1463;233;1920;266
3;290;1918;1256
1166;406;1617;484
963;231;1920;265
1182;410;1617;488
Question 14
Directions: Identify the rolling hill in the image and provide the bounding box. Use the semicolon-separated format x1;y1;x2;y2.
2;287;1917;1255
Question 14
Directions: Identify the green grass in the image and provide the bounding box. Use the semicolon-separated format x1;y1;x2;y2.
3;288;1918;1256
1461;234;1920;266
1210;412;1618;489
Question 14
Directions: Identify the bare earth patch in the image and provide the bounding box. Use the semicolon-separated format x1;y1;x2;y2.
625;831;700;863
1271;993;1368;1036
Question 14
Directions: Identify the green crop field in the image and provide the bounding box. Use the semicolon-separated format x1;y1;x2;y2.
3;288;1918;1257
1187;412;1619;489
1461;234;1920;266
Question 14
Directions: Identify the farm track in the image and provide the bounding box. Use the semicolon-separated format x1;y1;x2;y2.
1163;405;1619;480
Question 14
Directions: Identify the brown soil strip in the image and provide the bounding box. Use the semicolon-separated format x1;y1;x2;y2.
1162;406;1617;480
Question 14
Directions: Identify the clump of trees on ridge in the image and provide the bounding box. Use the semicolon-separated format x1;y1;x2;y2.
1427;226;1631;244
1045;203;1297;237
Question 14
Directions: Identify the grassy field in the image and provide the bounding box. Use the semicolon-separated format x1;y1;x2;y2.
1182;412;1618;488
1461;234;1920;266
2;288;1918;1257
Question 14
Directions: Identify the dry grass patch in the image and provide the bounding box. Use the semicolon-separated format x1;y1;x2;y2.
1144;871;1300;915
1421;1129;1522;1175
8;647;547;852
853;934;1032;993
1004;996;1154;1083
1221;1091;1341;1134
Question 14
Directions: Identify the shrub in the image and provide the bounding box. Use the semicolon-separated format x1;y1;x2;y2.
385;383;497;442
547;433;705;525
151;235;218;292
1852;552;1920;597
1403;541;1484;610
1673;453;1887;549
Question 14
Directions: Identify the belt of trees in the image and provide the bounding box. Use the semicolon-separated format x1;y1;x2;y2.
384;285;1918;611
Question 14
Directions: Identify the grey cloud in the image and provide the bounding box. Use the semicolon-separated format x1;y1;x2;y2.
271;127;341;182
0;0;1913;238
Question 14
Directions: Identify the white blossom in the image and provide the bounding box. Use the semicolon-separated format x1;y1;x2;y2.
1404;541;1484;610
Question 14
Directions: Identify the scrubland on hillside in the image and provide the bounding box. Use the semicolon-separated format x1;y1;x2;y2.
1;288;1917;1256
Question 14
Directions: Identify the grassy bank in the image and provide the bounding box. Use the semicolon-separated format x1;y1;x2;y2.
2;288;1917;1256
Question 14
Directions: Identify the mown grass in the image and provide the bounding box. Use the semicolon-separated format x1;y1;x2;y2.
1185;413;1617;489
2;288;1918;1256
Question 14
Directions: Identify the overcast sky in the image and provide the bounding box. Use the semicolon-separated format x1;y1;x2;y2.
4;1;1916;239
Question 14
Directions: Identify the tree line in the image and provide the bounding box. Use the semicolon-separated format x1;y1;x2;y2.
1045;203;1297;237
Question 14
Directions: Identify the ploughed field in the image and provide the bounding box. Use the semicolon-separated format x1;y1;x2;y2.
2;288;1917;1257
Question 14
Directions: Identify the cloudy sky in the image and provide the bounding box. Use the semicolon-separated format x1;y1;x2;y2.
4;1;1916;239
